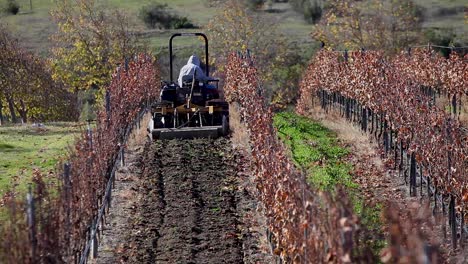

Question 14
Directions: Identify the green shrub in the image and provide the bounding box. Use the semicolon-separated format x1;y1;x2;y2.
290;0;322;24
245;0;266;10
171;17;195;29
424;28;467;57
139;2;172;29
139;2;196;29
5;0;20;15
303;1;322;24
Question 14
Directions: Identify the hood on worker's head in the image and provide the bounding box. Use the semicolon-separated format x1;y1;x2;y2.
187;55;201;66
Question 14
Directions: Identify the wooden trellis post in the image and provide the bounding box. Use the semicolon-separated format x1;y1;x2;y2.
27;185;36;262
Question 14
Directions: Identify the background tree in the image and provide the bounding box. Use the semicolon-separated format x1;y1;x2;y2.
0;24;77;123
313;0;423;51
207;0;297;102
50;0;141;94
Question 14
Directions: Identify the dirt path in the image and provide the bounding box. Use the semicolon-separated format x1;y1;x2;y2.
90;117;149;263
107;138;246;263
92;112;272;264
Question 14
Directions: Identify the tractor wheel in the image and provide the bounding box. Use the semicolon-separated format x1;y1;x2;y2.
221;115;229;136
153;114;164;129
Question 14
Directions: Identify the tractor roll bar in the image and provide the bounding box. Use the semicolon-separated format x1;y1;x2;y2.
169;33;209;83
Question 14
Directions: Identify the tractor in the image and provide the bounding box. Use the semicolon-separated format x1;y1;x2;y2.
148;33;229;140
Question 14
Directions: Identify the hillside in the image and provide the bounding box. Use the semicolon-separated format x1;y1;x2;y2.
0;0;313;56
1;0;465;61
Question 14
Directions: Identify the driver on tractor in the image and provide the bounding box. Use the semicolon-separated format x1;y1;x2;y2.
178;55;214;88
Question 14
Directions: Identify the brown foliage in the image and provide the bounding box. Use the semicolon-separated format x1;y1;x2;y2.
297;49;467;205
224;53;374;263
0;24;76;123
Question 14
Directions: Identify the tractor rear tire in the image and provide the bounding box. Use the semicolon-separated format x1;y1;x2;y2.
221;115;229;136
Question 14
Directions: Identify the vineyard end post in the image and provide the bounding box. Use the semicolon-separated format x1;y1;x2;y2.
27;184;37;263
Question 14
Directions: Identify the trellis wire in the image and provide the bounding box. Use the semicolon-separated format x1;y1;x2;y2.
316;90;468;249
77;105;148;264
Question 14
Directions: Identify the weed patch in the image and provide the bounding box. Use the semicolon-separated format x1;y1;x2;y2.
274;111;385;259
274;111;353;190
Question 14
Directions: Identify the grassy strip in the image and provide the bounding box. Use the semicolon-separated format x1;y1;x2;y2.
0;123;80;194
274;111;355;190
273;111;385;258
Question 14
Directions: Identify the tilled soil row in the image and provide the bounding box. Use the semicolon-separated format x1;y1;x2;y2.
121;138;243;263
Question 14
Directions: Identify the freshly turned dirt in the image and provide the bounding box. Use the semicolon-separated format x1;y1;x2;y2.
120;138;243;263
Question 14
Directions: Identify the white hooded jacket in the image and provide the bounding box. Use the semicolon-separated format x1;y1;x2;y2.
178;55;207;87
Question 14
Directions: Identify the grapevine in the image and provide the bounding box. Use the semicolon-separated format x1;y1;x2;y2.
224;52;439;263
0;54;160;263
297;49;468;209
225;53;355;262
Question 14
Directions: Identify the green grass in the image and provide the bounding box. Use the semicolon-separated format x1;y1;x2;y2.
274;111;354;190
0;123;80;194
274;111;385;260
0;0;209;54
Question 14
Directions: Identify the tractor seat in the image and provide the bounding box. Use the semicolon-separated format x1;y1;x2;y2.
181;75;201;87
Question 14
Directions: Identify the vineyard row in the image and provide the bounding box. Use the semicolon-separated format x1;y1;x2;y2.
0;54;160;263
225;52;439;263
298;49;467;202
297;49;467;249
